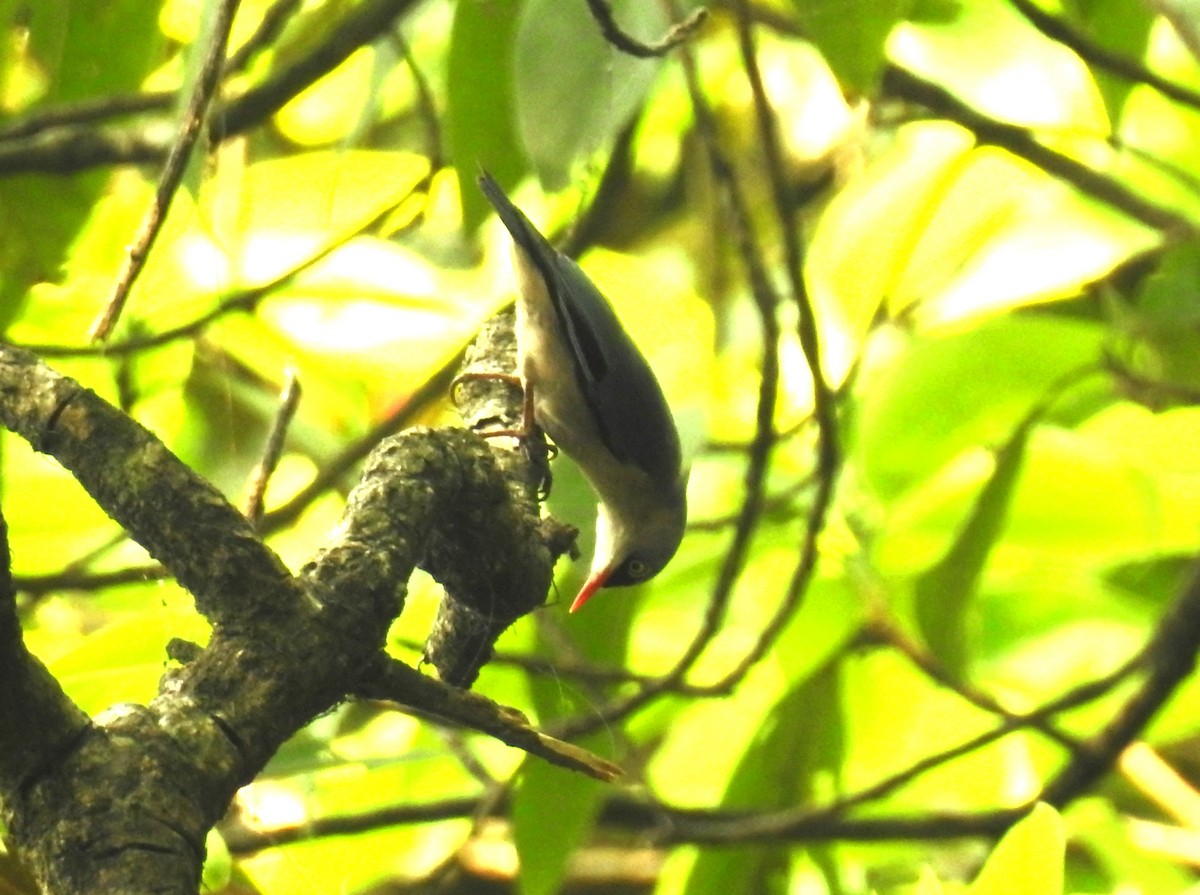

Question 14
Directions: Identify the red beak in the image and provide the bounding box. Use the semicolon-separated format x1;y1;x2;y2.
569;566;611;613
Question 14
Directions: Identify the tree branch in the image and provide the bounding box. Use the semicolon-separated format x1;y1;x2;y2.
0;0;422;176
0;343;601;892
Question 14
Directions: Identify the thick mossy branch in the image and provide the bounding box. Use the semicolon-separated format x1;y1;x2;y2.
0;343;305;629
425;309;577;687
0;508;91;805
0;342;608;894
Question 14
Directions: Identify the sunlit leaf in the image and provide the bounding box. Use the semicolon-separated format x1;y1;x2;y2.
514;0;668;189
792;0;914;95
895;0;1106;128
648;575;863;805
1068;797;1196;895
913;417;1031;672
512;759;603;895
447;0;526;229
1072;0;1154;124
969;803;1064;895
673;664;843;895
44;601;209;715
274;47;377;146
807;121;974;385
854;315;1104;501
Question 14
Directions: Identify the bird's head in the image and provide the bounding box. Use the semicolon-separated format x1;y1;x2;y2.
570;482;687;612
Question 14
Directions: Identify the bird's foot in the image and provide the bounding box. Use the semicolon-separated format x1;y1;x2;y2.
452;371;556;498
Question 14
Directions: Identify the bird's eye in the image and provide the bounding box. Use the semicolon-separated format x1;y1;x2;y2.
627;559;650;579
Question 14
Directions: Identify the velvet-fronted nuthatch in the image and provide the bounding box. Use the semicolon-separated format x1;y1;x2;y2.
476;172;687;612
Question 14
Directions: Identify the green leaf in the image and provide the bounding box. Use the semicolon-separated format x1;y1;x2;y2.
40;0;164;103
238;820;470;895
512;759;603;895
895;0;1106;129
514;0;668;189
204;149;430;264
1154;0;1200;57
792;0;914;95
0;0;165;328
1069;0;1154;125
509;504;635;895
969;803;1064;895
447;0;526;230
677;663;844;895
45;601;210;715
915;864;947;895
1068;797;1196;894
913;416;1032;672
808;121;1156;364
647;576;863;806
807;121;974;385
1110;240;1200;405
853;315;1104;501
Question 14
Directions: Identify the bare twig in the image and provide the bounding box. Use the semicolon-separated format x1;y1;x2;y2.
358;659;622;781
260;346;461;533
1008;0;1200;114
1042;557;1200;805
0;92;167;141
869;618;1086;754
882;64;1194;239
698;0;843;691
552;7;784;739
0;0;422;177
224;0;304;74
583;0;708;58
242;369;302;526
393;32;445;170
89;0;241;342
686;473;815;532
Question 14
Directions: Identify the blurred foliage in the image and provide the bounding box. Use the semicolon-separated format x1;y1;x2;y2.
4;0;1200;893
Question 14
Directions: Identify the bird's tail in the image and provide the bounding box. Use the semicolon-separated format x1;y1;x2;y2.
477;170;557;267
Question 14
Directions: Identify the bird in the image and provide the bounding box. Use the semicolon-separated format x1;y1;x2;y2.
476;171;687;612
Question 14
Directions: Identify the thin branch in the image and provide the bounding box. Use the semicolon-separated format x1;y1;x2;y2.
393;32;444;170
0;0;303;145
260;345;461;533
393;637;714;694
869;618;1086;754
552;7;784;738
15;563;168;599
1008;0;1200;114
698;0;843;691
0;0;422;177
218;0;421;138
882;64;1195;238
222;793;484;853
224;0;304;74
89;0;241;342
686;473;815;532
1042;556;1200;805
218;638;1154;855
0;92;167;141
225;789;1027;852
22;166;432;360
583;0;709;58
357;659;622;781
242;368;302;525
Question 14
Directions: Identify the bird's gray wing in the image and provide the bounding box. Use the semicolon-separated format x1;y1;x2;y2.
478;172;681;485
